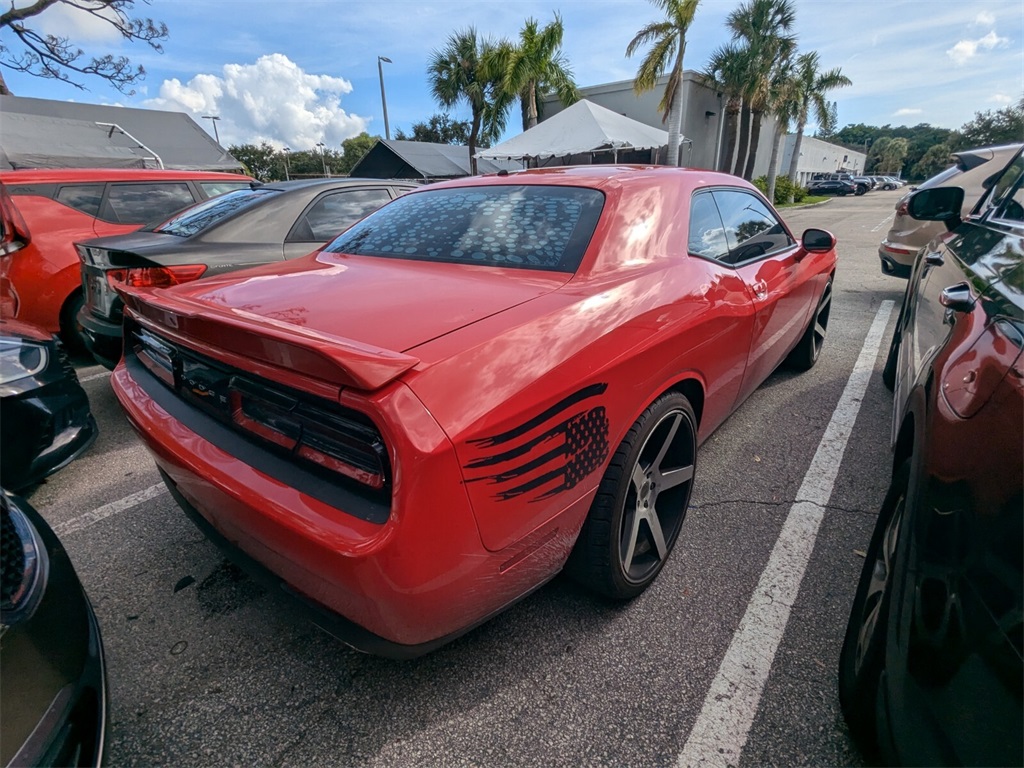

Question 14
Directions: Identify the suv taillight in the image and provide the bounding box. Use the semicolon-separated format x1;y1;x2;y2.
896;200;909;216
0;185;30;255
108;264;207;288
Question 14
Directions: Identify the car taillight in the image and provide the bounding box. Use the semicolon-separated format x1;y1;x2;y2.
108;264;207;288
0;185;30;256
896;200;909;216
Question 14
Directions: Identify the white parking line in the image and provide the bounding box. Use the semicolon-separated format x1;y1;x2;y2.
54;482;167;536
677;300;895;768
870;214;892;233
79;370;112;383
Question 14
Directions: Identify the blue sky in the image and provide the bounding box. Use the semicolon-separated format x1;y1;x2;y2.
5;0;1021;151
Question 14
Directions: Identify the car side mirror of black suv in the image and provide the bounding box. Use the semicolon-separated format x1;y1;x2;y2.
907;187;965;231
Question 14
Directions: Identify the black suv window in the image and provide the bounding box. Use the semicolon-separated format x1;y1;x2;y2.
100;182;196;224
325;185;605;272
293;188;392;242
55;184;104;217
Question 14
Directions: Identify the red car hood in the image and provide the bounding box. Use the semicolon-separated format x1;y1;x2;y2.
122;252;571;390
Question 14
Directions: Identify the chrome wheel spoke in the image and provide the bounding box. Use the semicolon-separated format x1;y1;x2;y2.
814;320;827;339
631;463;647;495
651;413;681;471
622;506;643;571
656;463;694;490
645;511;669;561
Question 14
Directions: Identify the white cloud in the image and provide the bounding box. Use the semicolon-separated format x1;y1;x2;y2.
973;11;996;26
29;0;123;43
989;93;1014;104
144;53;369;149
894;108;923;116
947;30;1009;66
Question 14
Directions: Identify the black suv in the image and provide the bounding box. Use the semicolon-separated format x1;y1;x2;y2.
840;148;1023;764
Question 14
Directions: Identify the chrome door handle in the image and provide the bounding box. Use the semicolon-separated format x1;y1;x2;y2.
924;251;944;267
939;282;976;318
753;280;768;298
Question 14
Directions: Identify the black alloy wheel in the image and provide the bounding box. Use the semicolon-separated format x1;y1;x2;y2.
567;393;697;600
787;279;833;371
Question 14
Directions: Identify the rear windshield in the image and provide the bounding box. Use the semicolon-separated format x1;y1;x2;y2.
151;187;278;237
323;185;604;272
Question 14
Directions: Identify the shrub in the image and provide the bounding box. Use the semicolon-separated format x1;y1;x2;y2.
753;175;808;205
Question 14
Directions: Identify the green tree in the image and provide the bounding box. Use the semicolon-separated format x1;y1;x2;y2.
785;51;851;199
764;55;799;203
704;41;752;174
428;27;512;175
868;136;909;176
0;0;167;95
228;142;284;182
499;14;579;131
725;0;797;180
395;113;477;145
958;99;1024;148
338;132;379;175
626;0;701;166
911;143;953;180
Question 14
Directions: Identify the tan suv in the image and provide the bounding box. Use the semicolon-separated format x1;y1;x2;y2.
877;143;1022;277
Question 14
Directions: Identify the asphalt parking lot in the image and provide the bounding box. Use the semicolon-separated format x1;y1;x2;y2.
32;188;907;767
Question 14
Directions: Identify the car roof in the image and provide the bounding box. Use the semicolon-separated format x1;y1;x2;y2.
0;168;253;183
259;177;419;192
415;165;749;194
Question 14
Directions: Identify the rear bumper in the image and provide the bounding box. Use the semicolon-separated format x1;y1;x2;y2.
77;308;122;370
878;245;913;279
111;356;571;654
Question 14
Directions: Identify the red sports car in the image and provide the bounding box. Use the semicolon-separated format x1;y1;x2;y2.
111;166;837;657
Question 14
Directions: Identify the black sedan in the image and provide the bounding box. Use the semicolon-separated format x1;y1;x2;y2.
76;178;417;368
840;147;1023;765
0;319;97;489
808;179;859;196
1;490;108;766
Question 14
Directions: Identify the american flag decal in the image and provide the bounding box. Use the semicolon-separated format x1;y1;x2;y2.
465;383;610;502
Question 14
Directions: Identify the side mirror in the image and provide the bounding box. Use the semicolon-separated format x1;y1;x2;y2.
907;187;965;231
801;228;836;253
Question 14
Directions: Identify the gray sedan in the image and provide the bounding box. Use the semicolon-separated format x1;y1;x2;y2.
76;178;416;368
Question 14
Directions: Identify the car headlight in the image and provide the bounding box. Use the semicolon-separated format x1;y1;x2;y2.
1;494;49;627
0;336;48;385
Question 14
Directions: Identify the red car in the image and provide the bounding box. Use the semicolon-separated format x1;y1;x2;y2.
0;168;252;350
112;166;837;657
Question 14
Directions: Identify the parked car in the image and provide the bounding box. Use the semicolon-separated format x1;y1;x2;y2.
0;318;97;489
111;165;837;657
851;176;874;194
878;176;904;190
878;143;1021;278
840;147;1023;765
1;490;108;767
808;179;859;196
77;177;418;368
0;168;253;352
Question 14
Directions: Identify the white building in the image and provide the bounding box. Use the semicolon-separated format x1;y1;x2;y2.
539;72;861;181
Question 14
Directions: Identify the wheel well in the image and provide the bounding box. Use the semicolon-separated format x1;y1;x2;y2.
668;378;705;429
59;287;83;330
893;413;914;474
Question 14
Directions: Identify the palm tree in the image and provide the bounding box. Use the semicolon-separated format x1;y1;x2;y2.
786;51;852;198
429;28;513;175
764;55;799;203
626;0;701;166
725;0;796;180
704;41;752;174
500;14;580;131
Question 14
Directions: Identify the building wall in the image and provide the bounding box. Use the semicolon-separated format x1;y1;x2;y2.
540;72;855;183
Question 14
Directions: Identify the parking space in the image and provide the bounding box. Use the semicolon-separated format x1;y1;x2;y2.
30;190;908;766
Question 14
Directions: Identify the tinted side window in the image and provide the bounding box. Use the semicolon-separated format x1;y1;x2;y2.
688;192;729;261
152;188;278;238
55;184;103;217
199;180;252;197
101;183;196;224
712;190;794;264
295;189;392;242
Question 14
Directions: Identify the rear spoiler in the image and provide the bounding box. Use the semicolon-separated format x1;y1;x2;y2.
121;287;419;391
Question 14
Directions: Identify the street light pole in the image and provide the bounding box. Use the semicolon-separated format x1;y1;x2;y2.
202;115;221;144
282;146;291;181
316;142;327;177
377;56;392;141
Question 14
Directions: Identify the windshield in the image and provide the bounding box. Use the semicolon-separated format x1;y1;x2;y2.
324;185;604;273
151;187;278;238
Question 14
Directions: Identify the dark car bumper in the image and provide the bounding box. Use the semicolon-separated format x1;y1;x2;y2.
1;493;108;768
77;308;123;370
0;342;98;490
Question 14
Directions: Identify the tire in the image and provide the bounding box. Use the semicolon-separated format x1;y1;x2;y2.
786;279;833;371
59;290;88;356
855;185;867;196
566;392;697;600
839;462;909;758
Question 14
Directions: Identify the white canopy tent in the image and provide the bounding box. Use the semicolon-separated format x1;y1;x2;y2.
476;99;669;165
